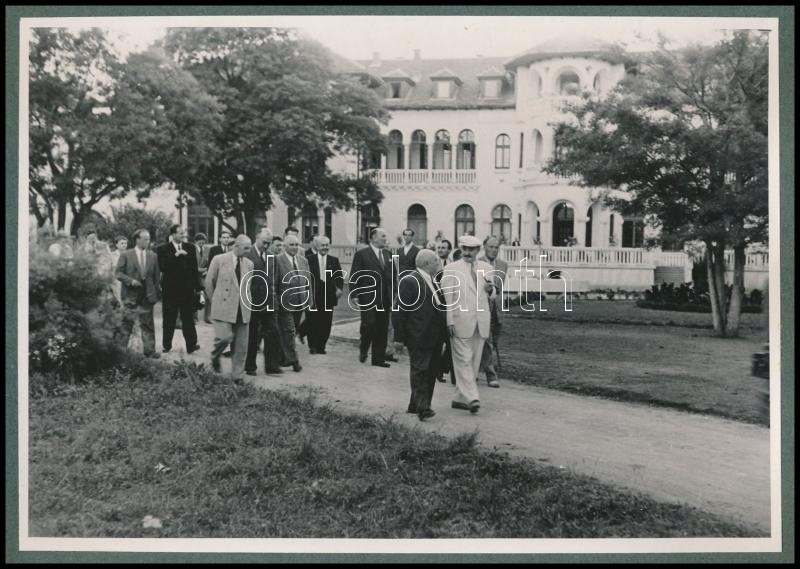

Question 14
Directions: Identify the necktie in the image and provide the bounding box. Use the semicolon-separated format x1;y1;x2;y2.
235;257;241;283
377;249;384;268
292;255;298;271
260;248;266;264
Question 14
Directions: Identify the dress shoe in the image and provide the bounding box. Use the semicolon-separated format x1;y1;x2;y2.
469;401;481;414
187;344;201;354
204;319;212;324
451;401;471;411
418;409;436;421
292;362;303;372
309;348;317;355
298;334;306;345
162;347;171;353
266;368;284;375
359;353;368;363
487;379;500;388
436;374;446;383
372;362;390;368
222;350;232;358
245;370;257;376
384;355;399;363
318;349;327;355
211;357;221;372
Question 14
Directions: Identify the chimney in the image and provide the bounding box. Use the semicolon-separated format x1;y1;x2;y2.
370;51;381;67
414;49;421;61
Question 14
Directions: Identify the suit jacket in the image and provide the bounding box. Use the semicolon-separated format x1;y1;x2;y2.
274;253;312;312
207;244;231;269
308;253;344;310
440;258;493;339
393;270;447;351
157;241;199;300
204;252;253;324
349;245;395;310
196;244;211;271
243;244;273;311
477;253;509;319
116;248;160;305
396;244;420;274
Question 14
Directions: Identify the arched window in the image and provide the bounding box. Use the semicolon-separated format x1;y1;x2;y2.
495;134;510;169
532;129;544;163
557;70;581;95
491;204;512;243
301;204;319;244
410;130;428;170
387;130;404;169
456;129;476;170
407;204;427;246
360;203;381;244
585;206;593;247
552;202;575;246
432;130;451;170
454;204;475;238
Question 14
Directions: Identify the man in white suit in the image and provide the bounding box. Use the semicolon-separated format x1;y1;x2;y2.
205;235;254;378
440;235;495;413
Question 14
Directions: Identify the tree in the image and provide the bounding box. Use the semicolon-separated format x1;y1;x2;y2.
163;28;388;237
545;31;768;337
94;204;174;247
28;28;223;234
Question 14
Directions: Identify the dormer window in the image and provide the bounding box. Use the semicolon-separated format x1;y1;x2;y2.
380;69;415;99
388;81;403;99
435;80;454;99
429;67;462;99
481;79;501;98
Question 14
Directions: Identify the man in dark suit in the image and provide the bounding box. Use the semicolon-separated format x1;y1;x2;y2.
115;229;161;358
306;235;344;355
243;228;284;376
393;249;447;421
396;228;420;274
349;227;395;368
157;224;200;353
207;229;233;267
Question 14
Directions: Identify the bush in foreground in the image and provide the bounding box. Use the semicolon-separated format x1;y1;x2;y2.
28;359;762;538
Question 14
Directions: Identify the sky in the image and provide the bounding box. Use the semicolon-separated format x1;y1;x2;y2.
68;15;766;61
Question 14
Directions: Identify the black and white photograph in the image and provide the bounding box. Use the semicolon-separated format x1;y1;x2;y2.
9;7;792;561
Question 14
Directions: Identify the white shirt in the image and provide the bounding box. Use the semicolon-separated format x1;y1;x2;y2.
417;268;441;306
318;253;327;282
285;252;298;269
403;243;414;255
370;244;385;265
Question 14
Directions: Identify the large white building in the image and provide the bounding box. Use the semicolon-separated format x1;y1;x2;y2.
79;36;767;291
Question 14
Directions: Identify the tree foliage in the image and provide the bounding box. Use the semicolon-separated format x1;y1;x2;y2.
29;28;223;234
94;204;175;246
545;31;768;336
162;27;389;237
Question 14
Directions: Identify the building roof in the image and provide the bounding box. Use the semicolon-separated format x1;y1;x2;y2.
355;56;516;110
505;36;627;68
476;65;506;79
381;68;416;85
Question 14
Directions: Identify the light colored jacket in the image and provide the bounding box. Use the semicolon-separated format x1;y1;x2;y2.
205;252;253;324
274;252;312;312
478;253;509;320
440;258;493;339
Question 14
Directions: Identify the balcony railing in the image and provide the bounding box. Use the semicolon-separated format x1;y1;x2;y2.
368;169;477;185
530;95;583;115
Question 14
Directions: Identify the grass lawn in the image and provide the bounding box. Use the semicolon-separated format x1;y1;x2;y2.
498;299;769;425
28;358;762;538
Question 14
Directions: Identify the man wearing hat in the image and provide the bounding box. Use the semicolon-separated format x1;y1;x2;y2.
439;235;495;413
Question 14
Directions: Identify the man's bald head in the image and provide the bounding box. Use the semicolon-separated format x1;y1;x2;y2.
233;234;252;257
415;248;442;276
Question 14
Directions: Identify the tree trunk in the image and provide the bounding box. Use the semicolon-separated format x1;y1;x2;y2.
725;244;746;337
705;241;727;336
56;199;68;231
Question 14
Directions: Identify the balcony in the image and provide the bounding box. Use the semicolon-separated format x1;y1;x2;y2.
530;95;583;116
368;169;477;186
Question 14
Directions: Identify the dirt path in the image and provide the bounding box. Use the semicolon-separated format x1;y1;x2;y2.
161;318;771;533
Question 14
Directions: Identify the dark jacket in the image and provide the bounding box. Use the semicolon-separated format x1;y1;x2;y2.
349;245;394;310
396;244;420;274
207;244;230;269
243;244;273;311
393;270;447;351
308;253;344;309
116;248;161;305
156;241;199;300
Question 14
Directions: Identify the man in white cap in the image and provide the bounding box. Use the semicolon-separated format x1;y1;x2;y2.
440;235;495;413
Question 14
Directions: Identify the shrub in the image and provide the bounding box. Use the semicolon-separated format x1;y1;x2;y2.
28;238;126;383
94;204;174;248
637;282;763;313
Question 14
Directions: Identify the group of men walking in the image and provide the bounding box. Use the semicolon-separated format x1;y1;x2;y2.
115;223;507;423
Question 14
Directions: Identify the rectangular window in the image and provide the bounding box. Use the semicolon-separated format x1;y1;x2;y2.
188;204;215;243
436;81;452;99
482;79;500;98
389;82;402;99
